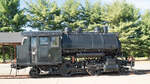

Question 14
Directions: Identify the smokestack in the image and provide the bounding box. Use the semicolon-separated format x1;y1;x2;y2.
64;27;72;33
103;26;108;33
94;27;101;33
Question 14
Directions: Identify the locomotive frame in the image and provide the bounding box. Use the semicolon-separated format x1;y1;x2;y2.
11;29;133;77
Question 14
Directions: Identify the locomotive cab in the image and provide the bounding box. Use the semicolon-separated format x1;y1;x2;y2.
14;31;62;69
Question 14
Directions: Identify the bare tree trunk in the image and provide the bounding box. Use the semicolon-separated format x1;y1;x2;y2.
13;45;16;62
2;46;6;63
10;46;13;62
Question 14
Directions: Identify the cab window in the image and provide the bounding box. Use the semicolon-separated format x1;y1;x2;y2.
40;37;48;45
51;36;59;47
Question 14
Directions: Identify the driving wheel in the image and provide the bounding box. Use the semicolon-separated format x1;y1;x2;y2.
29;67;40;78
60;62;73;77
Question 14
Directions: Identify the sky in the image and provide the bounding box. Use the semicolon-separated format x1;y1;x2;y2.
105;0;150;11
20;0;150;11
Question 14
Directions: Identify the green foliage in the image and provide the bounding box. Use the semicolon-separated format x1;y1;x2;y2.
26;0;104;31
26;0;63;30
61;0;81;30
0;0;150;57
102;0;149;57
0;0;27;32
103;0;140;26
139;10;150;56
80;0;104;31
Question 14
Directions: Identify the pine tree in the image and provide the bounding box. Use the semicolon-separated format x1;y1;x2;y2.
103;0;142;57
0;0;27;32
80;0;104;31
26;0;63;30
139;10;150;57
61;0;81;30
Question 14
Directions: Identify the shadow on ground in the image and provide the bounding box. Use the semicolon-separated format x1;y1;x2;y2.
133;69;150;75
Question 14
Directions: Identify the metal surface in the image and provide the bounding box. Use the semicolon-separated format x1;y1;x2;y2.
76;53;105;57
62;33;120;49
17;38;30;65
16;31;62;66
22;31;62;36
12;30;130;77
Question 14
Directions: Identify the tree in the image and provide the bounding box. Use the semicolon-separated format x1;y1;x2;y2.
26;0;63;30
103;0;142;57
60;0;104;31
26;0;104;31
139;10;150;57
60;0;81;30
0;0;27;32
80;0;104;31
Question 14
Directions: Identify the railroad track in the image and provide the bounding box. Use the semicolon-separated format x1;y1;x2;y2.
0;70;150;79
0;75;30;79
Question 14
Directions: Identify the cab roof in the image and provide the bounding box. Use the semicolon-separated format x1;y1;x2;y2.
22;31;62;36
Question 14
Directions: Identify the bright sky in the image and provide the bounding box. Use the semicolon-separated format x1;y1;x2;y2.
20;0;150;11
103;0;150;11
129;0;150;10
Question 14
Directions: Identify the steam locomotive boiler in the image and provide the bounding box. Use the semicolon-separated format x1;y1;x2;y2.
11;27;133;77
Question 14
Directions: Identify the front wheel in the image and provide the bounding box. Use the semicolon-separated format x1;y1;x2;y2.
60;62;73;77
29;67;40;78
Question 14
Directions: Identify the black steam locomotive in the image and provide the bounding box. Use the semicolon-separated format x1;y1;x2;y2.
11;27;133;77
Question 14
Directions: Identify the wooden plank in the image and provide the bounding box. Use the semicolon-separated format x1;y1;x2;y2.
0;43;21;46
